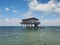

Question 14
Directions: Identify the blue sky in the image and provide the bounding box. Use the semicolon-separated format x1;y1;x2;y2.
0;0;60;26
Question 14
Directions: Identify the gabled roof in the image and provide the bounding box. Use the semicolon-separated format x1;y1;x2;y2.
22;17;39;21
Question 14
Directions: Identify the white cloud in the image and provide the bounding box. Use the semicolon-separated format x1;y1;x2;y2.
54;2;60;14
55;8;60;13
13;10;18;13
28;0;56;12
57;3;60;7
24;0;59;19
40;19;60;26
26;0;60;15
0;18;21;26
4;7;9;11
4;18;10;22
11;18;20;23
23;10;33;18
40;15;45;19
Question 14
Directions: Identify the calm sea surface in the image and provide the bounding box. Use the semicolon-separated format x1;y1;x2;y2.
0;26;60;45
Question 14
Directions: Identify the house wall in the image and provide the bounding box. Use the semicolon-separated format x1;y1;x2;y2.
22;19;39;24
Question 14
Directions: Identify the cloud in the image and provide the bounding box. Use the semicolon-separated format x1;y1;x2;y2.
55;8;60;13
40;18;60;26
40;15;45;19
13;10;18;13
4;7;9;11
54;2;60;15
4;18;10;22
4;7;19;13
28;0;56;12
57;3;60;7
23;10;33;18
26;0;60;16
0;18;21;26
11;18;20;23
24;0;59;19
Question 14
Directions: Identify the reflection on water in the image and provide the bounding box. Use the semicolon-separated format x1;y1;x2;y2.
0;26;60;45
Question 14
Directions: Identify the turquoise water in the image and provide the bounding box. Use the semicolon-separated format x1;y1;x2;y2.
0;26;60;45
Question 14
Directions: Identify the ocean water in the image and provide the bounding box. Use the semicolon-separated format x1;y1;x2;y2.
0;26;60;45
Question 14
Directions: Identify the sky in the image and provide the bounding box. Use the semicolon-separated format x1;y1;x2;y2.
0;0;60;26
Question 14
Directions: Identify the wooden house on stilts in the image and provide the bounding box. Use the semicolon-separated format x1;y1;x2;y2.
20;17;40;29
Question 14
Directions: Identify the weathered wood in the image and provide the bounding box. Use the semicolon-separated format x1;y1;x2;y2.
20;17;40;29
